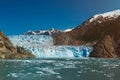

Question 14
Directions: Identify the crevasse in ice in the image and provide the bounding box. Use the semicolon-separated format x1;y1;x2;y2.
9;35;92;58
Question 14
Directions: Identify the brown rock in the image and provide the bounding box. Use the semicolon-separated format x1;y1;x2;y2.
89;35;117;58
0;31;35;59
0;31;17;53
9;53;35;59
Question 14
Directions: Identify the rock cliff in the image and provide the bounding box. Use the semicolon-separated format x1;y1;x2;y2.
0;31;35;59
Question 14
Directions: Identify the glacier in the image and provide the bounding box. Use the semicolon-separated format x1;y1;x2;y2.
9;35;92;58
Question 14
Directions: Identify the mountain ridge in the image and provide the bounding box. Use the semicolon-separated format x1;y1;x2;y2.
53;10;120;45
24;28;61;35
53;10;120;58
24;28;73;35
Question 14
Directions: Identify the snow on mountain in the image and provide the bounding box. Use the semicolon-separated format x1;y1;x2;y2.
63;28;73;32
89;10;120;23
24;28;61;35
8;35;92;58
24;28;75;35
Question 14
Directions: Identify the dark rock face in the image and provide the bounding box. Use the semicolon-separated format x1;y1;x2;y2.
0;31;35;59
89;16;120;58
89;35;117;58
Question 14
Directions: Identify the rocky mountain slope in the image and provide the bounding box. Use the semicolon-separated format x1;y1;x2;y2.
0;31;35;59
53;10;120;58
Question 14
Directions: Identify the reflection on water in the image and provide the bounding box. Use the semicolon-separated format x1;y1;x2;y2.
0;58;120;80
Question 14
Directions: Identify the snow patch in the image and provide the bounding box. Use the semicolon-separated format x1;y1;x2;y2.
64;28;73;32
89;10;120;23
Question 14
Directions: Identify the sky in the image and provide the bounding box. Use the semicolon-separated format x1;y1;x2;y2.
0;0;120;35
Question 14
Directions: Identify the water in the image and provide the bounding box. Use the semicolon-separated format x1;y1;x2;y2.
0;58;120;80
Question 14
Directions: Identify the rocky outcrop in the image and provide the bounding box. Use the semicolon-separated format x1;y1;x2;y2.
89;35;117;58
89;16;120;58
0;31;35;59
9;47;35;59
0;31;17;53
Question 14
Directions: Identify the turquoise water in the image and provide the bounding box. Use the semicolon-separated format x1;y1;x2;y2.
0;58;120;80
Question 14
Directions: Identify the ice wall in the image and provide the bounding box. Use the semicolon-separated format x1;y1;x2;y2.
9;35;92;58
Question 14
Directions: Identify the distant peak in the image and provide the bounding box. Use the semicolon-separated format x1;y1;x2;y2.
24;28;61;35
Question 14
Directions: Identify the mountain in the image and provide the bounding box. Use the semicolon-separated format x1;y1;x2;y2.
53;10;120;58
24;28;61;35
24;28;74;35
0;31;35;59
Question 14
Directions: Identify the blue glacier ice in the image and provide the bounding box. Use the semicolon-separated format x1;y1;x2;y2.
9;35;93;58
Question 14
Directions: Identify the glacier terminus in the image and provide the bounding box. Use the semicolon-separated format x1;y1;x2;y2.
9;35;92;58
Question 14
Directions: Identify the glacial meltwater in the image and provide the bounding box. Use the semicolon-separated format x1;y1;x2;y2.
0;58;120;80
